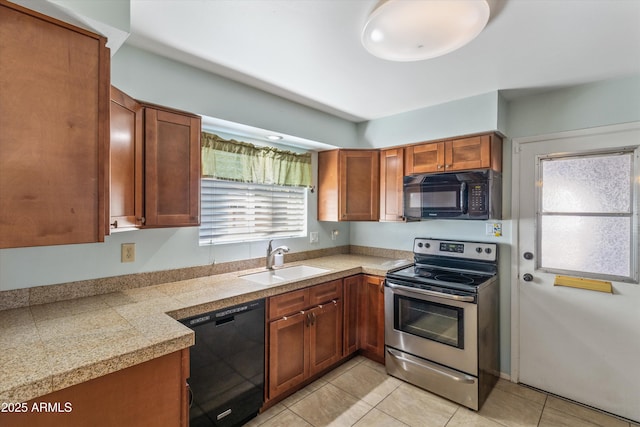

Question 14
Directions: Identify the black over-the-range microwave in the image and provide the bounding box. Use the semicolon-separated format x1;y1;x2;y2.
403;169;502;220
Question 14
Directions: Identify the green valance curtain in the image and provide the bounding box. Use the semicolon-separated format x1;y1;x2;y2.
201;132;312;187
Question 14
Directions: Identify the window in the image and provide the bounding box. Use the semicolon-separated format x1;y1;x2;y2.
538;150;637;282
199;179;307;245
199;132;312;245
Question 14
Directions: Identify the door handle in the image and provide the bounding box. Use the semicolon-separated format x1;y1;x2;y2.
523;273;534;282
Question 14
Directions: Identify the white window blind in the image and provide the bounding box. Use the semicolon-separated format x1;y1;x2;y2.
200;178;307;245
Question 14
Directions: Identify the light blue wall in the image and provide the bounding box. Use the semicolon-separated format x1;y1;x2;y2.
356;91;503;148
506;74;640;138
111;44;359;149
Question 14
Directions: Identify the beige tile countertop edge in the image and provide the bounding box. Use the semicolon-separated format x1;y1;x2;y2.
0;254;410;403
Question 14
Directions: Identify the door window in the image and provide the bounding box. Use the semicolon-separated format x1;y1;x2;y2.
537;150;637;282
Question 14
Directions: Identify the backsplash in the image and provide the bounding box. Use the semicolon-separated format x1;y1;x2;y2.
0;245;412;311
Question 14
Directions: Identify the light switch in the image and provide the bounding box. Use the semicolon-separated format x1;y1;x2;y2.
309;232;319;243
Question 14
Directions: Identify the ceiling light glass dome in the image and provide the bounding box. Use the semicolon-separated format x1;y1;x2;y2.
362;0;491;61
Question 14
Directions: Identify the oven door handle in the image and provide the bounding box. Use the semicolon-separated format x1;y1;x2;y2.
386;281;475;302
386;348;475;384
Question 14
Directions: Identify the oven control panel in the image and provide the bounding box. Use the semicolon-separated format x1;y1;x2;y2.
413;238;497;262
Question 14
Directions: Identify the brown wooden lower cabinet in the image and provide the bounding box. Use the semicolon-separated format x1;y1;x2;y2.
343;274;361;357
267;280;343;401
0;349;189;427
359;275;386;363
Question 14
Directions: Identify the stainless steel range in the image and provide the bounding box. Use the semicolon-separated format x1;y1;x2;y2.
385;238;499;410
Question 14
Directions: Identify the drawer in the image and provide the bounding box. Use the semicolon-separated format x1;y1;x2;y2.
309;279;342;306
268;288;308;320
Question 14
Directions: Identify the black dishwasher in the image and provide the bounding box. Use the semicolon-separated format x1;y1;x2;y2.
181;299;265;427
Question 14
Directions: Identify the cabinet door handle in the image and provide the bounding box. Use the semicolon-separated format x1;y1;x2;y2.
379;280;384;293
110;220;118;229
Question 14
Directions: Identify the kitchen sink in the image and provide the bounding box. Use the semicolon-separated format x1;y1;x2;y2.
240;265;330;285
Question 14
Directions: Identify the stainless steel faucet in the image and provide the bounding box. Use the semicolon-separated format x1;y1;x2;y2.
266;239;290;270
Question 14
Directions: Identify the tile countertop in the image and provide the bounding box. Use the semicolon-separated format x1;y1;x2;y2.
0;254;411;403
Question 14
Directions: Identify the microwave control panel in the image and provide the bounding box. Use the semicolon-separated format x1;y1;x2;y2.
468;183;487;214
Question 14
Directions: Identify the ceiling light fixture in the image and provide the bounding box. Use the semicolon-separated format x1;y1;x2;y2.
266;135;283;141
361;0;490;62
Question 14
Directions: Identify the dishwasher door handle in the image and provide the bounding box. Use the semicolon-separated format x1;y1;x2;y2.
216;316;235;327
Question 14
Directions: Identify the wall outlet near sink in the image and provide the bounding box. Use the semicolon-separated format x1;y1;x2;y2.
121;243;136;263
309;231;319;243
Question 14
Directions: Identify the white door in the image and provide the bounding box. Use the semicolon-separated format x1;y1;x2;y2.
513;123;640;422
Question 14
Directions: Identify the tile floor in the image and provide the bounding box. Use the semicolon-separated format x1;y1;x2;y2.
245;356;639;427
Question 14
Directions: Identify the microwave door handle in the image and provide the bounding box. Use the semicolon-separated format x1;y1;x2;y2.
460;182;468;214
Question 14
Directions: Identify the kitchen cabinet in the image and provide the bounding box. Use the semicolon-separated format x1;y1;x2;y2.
379;147;405;222
318;150;380;221
0;1;110;249
0;349;189;427
359;275;385;364
108;92;202;231
267;279;343;400
405;133;502;174
343;275;361;356
109;87;143;231
142;103;201;227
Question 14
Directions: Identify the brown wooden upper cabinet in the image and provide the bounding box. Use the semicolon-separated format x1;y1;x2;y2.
109;87;144;232
109;90;201;232
0;1;110;249
318;150;380;221
405;134;502;174
379;148;404;222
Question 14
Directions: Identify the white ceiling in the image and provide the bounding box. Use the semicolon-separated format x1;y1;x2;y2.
127;0;640;123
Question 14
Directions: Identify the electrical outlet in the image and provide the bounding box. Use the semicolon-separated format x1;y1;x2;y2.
121;243;135;263
331;230;339;241
309;231;319;243
486;223;502;237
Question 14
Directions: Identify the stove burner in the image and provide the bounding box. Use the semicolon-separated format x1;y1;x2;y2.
414;267;433;278
433;274;475;285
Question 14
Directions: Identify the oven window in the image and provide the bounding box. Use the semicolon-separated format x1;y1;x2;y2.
394;294;464;349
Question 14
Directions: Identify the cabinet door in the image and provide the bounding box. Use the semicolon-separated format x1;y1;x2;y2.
309;300;343;377
343;275;361;357
359;275;385;363
445;135;491;171
339;150;380;221
144;107;201;227
380;148;405;222
109;87;143;232
268;311;308;398
268;288;309;320
405;142;445;174
0;2;109;249
308;279;342;306
0;349;189;427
